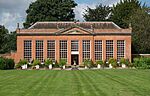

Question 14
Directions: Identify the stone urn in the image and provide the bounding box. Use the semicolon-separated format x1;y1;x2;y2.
85;66;88;69
35;65;39;69
49;64;52;69
63;65;65;69
109;64;113;69
122;64;126;68
97;64;101;69
22;64;27;69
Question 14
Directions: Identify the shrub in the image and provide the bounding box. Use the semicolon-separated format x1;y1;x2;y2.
103;59;108;67
108;58;117;68
32;59;41;66
120;58;126;64
0;57;15;70
96;60;104;65
120;58;131;67
45;59;53;67
5;58;15;69
83;59;93;68
125;59;130;67
59;59;67;68
15;59;28;69
53;60;59;68
0;57;6;70
133;57;150;69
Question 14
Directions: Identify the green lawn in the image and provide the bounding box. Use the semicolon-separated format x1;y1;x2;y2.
0;69;150;96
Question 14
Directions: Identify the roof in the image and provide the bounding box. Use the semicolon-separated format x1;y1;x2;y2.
17;21;132;36
28;22;121;29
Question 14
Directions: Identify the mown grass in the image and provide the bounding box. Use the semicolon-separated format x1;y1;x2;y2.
0;69;150;96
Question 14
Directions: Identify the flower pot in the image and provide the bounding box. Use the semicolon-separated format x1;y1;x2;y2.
109;64;113;69
97;64;101;69
49;64;52;69
63;65;65;69
85;66;88;69
122;64;126;68
22;64;27;69
35;65;39;69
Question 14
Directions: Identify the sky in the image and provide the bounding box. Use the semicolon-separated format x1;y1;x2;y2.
0;0;149;32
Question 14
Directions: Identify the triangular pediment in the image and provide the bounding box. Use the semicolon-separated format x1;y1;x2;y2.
56;26;93;35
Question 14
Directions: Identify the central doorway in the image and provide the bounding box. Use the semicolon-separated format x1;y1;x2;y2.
71;54;79;65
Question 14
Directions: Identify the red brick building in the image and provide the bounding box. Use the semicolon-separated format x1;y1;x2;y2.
13;22;131;65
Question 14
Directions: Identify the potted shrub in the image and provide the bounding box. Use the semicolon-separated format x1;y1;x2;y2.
15;59;28;69
59;59;67;69
108;58;117;68
83;59;93;69
83;59;88;69
120;58;126;68
21;59;28;69
45;59;53;69
32;59;41;69
96;60;103;69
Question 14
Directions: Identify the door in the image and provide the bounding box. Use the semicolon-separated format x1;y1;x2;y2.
71;55;79;65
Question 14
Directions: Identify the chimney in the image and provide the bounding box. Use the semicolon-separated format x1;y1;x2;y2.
91;24;94;32
17;23;20;29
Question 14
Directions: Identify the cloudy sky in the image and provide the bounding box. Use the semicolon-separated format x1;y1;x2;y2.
0;0;149;32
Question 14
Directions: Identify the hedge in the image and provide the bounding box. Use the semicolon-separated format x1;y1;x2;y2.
0;57;15;70
133;57;150;69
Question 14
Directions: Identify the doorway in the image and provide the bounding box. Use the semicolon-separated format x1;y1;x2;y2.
71;55;79;65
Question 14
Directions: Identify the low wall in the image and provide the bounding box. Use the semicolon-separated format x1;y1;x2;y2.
132;54;150;58
0;52;17;63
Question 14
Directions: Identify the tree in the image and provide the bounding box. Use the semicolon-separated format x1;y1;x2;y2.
0;26;16;54
83;4;111;21
128;8;150;54
7;31;17;52
0;25;9;54
110;0;141;28
24;0;77;28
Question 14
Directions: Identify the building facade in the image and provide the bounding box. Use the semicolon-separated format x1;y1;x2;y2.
14;22;131;65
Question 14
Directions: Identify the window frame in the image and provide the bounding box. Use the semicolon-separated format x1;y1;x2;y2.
35;40;44;62
24;40;32;62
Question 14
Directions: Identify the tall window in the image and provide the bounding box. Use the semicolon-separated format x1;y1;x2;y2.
71;40;78;51
106;40;113;61
117;40;125;61
36;40;43;62
60;40;67;60
47;40;55;61
24;40;32;62
95;40;102;61
83;40;90;61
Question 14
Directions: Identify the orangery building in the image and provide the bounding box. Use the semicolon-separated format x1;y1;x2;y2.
13;22;131;65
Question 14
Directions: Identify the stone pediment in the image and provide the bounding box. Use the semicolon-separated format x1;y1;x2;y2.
56;26;93;35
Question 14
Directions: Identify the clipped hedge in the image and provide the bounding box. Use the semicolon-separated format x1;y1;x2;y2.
0;57;15;70
133;57;150;69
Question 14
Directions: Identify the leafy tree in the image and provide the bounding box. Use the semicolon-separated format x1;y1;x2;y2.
24;0;77;28
128;8;150;54
110;0;141;28
7;31;17;52
83;4;111;21
0;25;9;54
0;25;16;54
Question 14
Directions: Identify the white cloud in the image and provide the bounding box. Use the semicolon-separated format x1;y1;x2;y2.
0;0;36;31
0;0;120;31
74;4;96;21
74;0;119;21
